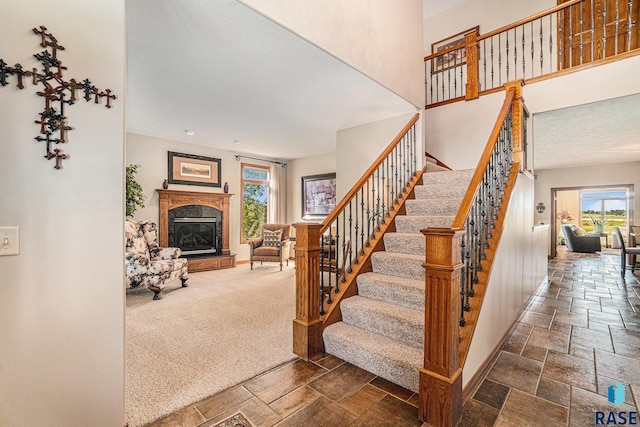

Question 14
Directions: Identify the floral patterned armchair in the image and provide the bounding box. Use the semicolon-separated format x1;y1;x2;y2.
125;219;188;300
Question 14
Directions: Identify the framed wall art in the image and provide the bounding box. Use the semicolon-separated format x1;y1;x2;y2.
430;25;479;73
168;151;222;187
301;173;337;219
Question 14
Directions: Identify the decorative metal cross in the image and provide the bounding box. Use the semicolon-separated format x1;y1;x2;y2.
0;25;116;170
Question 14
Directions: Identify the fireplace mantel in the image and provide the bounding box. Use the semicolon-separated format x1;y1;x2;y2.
157;189;235;271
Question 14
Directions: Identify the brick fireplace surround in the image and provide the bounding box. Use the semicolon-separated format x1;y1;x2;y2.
157;189;236;272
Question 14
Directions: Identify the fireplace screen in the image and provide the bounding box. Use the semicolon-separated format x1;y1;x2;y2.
174;218;217;255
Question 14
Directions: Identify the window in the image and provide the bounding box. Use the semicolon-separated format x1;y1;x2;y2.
241;163;270;241
580;189;628;233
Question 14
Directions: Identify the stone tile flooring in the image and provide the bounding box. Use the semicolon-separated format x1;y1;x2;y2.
146;249;640;426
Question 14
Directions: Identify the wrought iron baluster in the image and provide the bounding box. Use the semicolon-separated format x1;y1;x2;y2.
320;236;326;314
459;48;464;97
366;177;371;246
348;200;353;271
453;50;458;97
498;34;502;86
513;26;517;79
341;213;347;283
506;30;510;81
360;187;365;255
628;0;633;52
412;126;417;177
354;192;360;263
615;0;620;55
604;0;608;58
334;223;341;293
550;14;554;73
580;1;585;64
385;156;390;218
569;4;574;67
540;17;544;74
592;0;596;61
483;38;487;91
491;37;495;88
375;165;381;232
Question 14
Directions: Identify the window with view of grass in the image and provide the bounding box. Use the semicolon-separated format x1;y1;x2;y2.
241;163;270;241
580;189;628;233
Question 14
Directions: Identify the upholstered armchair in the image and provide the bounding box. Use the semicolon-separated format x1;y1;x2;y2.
248;224;291;271
561;224;601;253
125;219;189;300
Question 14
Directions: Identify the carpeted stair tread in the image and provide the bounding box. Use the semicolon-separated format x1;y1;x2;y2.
371;251;424;281
357;272;424;311
425;162;449;172
395;215;455;234
423;168;475;185
405;198;462;216
414;183;469;200
341;296;424;349
324;322;422;392
384;233;425;256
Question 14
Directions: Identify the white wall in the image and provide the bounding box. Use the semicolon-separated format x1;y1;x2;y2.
127;133;286;261
240;0;424;108
534;162;640;227
286;152;337;231
337;113;421;200
0;2;125;425
464;174;546;386
425;91;504;169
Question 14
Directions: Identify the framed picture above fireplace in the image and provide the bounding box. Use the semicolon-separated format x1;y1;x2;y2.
168;151;222;187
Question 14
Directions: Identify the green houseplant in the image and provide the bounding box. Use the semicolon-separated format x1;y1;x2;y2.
126;164;145;217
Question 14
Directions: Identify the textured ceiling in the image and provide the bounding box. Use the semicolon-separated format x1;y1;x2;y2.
126;0;414;161
533;93;640;170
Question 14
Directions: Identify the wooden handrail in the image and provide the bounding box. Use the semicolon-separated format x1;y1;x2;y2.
320;113;420;234
451;87;516;229
423;41;466;62
478;0;582;41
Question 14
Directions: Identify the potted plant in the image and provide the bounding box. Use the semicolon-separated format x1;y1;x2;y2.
591;217;607;233
557;209;574;224
126;164;145;217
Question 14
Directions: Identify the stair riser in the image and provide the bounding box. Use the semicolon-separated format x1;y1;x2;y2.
371;253;424;281
383;233;425;256
405;199;461;216
323;325;421;393
341;300;424;349
357;273;424;311
423;169;474;185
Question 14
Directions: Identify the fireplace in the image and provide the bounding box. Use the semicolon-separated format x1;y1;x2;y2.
158;189;235;272
174;218;218;255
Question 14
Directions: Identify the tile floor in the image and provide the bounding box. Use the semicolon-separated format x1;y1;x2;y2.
146;248;640;426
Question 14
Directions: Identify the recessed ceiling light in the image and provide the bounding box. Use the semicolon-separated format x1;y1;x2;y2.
184;130;195;136
233;139;241;144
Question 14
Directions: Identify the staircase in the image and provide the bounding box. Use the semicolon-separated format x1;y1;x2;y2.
323;163;475;392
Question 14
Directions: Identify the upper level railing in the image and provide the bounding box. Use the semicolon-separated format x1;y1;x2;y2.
292;114;422;359
424;0;639;107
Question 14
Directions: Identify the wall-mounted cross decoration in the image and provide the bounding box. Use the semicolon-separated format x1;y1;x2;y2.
0;26;116;170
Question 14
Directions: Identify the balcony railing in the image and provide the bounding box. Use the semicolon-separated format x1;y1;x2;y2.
424;0;639;107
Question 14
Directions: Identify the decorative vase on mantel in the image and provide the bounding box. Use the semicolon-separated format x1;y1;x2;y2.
162;179;169;189
223;182;229;193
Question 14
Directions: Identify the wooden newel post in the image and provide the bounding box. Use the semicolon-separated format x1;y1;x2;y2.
292;222;324;360
465;30;480;100
419;227;465;427
505;79;525;171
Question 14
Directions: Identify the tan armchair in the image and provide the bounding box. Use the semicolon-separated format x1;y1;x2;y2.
248;224;291;271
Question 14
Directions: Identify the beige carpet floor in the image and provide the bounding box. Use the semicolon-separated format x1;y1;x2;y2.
125;262;296;427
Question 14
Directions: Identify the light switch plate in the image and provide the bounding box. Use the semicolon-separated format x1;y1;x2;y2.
0;226;19;256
